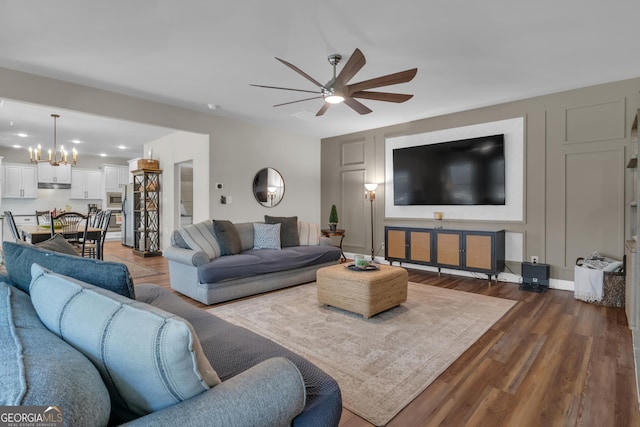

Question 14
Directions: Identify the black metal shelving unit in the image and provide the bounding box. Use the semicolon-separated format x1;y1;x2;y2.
132;168;162;257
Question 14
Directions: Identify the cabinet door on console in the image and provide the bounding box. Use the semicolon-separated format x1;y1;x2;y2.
386;228;407;260
436;231;462;268
409;230;432;263
465;234;493;271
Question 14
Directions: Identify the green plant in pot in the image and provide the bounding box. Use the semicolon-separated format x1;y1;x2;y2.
329;204;339;232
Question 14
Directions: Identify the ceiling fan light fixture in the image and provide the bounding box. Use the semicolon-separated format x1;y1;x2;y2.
325;94;344;104
253;48;416;114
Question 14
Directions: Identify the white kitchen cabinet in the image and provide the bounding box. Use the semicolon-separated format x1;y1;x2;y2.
102;164;129;190
3;163;37;198
128;158;141;184
71;168;102;199
37;163;72;184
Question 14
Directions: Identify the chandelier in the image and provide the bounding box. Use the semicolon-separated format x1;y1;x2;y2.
29;114;77;166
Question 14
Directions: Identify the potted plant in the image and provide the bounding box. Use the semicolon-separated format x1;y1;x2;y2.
329;204;339;232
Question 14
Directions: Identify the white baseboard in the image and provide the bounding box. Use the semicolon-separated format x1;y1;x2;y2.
549;278;574;291
346;252;575;291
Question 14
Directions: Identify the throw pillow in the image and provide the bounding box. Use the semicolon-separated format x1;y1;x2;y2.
35;233;79;256
29;264;221;419
265;215;299;247
298;221;320;246
0;282;111;425
213;220;242;255
253;223;281;250
170;230;190;249
178;220;221;259
2;241;135;298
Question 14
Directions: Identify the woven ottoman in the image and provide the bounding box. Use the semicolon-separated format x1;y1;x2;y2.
316;263;408;318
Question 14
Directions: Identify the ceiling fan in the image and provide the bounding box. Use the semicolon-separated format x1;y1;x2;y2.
251;48;417;116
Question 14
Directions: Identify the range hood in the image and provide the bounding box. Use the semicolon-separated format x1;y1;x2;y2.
38;182;71;190
36;163;72;189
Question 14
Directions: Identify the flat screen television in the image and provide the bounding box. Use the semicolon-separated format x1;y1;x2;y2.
392;134;505;205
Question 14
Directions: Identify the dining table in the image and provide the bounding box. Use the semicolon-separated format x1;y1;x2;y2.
20;225;102;245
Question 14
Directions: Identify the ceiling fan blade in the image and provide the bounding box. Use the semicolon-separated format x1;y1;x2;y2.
273;96;323;107
250;84;320;95
350;91;414;103
334;48;366;87
347;68;418;94
316;103;331;116
275;57;324;88
344;98;372;115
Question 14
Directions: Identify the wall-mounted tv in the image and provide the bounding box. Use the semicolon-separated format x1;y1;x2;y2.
392;134;505;206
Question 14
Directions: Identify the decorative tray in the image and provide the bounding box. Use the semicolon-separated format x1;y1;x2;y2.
345;263;379;272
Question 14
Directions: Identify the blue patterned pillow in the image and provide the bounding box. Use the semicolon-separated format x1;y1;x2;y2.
253;223;281;250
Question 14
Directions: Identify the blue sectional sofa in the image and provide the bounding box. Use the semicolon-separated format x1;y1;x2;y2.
0;242;342;427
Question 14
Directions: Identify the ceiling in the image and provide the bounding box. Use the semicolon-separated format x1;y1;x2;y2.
0;0;639;158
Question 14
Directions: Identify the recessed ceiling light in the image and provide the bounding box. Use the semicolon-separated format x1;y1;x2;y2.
12;144;21;148
117;145;126;150
71;139;82;144
17;133;28;138
100;153;107;157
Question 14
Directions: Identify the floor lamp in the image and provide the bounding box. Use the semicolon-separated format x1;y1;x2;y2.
364;183;378;261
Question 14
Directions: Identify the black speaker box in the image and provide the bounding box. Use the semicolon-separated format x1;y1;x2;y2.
521;262;550;292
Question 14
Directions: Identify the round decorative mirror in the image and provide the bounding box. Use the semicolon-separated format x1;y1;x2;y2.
253;167;285;207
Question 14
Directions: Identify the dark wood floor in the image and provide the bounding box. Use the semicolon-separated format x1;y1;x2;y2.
106;241;640;427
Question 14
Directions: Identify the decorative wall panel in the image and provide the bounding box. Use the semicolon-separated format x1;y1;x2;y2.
341;169;367;250
341;140;366;167
564;99;625;143
564;149;624;265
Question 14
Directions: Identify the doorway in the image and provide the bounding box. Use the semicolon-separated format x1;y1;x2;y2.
177;161;193;227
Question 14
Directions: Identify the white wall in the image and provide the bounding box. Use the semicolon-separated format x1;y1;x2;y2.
208;121;320;224
1;188;99;215
143;131;209;249
144;123;320;250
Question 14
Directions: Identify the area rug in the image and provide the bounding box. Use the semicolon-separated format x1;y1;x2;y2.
209;282;516;426
103;254;164;279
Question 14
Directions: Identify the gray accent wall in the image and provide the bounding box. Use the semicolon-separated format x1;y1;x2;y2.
322;78;640;281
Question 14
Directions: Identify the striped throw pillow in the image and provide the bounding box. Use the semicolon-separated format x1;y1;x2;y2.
298;221;320;246
29;264;220;418
178;220;221;259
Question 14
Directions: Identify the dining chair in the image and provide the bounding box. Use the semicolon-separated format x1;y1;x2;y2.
82;211;106;259
4;211;24;242
35;210;50;225
50;212;88;256
97;211;111;260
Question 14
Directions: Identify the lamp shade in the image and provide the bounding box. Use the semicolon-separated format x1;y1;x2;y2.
364;183;378;191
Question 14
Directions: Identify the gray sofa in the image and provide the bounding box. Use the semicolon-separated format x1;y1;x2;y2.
0;242;342;427
163;219;342;305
